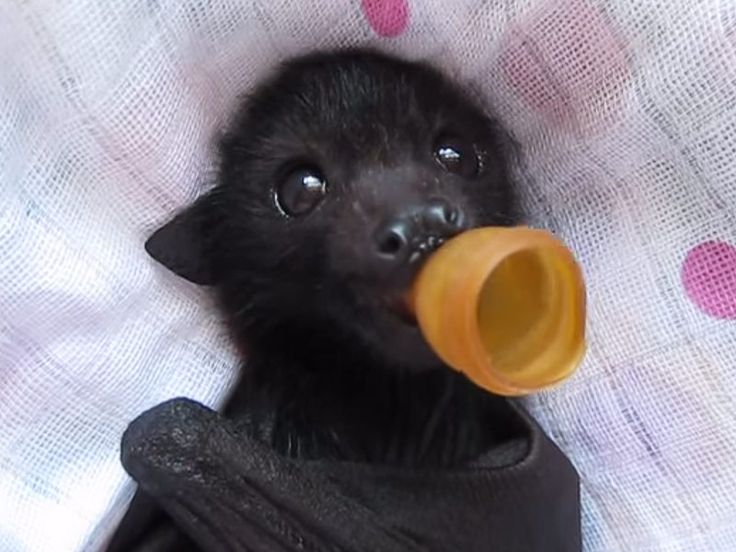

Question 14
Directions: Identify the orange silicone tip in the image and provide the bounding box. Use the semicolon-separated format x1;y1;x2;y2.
411;227;587;396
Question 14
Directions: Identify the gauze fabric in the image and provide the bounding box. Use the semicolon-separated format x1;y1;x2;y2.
1;0;735;550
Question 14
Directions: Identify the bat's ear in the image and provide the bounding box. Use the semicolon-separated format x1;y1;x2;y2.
145;195;217;286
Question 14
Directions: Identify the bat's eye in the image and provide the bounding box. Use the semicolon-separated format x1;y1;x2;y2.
433;135;479;178
275;166;328;216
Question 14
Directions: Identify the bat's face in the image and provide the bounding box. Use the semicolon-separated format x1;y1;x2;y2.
151;50;518;371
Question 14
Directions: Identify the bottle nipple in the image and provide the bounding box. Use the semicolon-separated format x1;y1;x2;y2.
410;227;587;396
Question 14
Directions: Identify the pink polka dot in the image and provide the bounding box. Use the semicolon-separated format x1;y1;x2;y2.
361;0;409;38
682;241;736;320
498;0;629;134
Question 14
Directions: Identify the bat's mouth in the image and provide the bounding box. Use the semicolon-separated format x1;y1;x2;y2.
358;288;441;370
387;295;417;326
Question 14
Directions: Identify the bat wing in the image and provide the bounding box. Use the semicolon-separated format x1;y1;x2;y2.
119;398;580;552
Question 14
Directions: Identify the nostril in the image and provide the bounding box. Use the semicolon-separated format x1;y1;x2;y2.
443;204;459;226
450;206;468;231
425;199;467;234
375;219;412;259
378;230;404;256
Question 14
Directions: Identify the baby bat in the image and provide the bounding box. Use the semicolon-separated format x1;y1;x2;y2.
111;49;581;552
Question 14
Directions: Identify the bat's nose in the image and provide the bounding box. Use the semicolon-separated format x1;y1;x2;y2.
373;198;467;268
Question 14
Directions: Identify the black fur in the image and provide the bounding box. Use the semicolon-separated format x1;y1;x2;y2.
151;48;519;466
111;49;581;552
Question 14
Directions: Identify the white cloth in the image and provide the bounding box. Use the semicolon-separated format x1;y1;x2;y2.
1;0;735;550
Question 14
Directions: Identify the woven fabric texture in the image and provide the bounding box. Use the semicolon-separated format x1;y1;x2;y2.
1;1;735;550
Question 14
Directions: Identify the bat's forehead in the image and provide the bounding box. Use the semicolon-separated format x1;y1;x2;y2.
242;56;483;157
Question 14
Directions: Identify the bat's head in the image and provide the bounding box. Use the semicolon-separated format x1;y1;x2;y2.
147;49;518;371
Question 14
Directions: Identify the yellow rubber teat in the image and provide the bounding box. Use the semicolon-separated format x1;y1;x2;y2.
410;226;587;396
